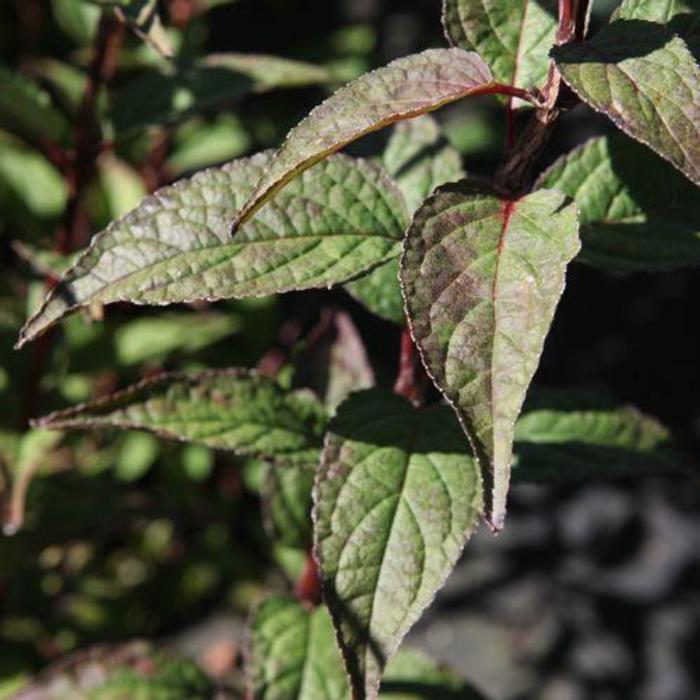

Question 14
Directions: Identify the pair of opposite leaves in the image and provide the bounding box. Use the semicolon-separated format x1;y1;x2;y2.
18;3;699;534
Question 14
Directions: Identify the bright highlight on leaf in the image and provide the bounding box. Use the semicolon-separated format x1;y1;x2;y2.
553;19;700;187
313;388;482;700
536;133;700;270
16;152;407;348
231;48;497;230
442;0;557;92
34;369;327;462
401;183;580;530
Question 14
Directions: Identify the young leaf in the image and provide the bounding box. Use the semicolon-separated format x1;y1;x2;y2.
346;115;465;325
231;48;497;230
536;134;700;270
313;388;482;700
552;19;700;187
17;152;407;348
401;183;579;530
34;369;327;461
442;0;557;92
246;595;350;700
513;389;680;482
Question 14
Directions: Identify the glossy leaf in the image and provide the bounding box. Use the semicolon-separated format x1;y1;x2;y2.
313;388;482;700
513;389;679;482
442;0;557;92
401;183;579;530
231;48;496;229
112;54;333;133
34;369;327;462
553;19;700;187
17;152;407;348
536;134;700;270
346;116;465;325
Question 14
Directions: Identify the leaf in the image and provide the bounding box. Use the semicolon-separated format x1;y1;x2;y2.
513;388;680;482
13;641;213;699
401;183;579;530
442;0;558;93
246;595;351;700
614;0;700;42
34;369;328;462
16;152;407;348
313;388;482;700
246;596;488;700
263;460;316;550
346;115;465;325
111;54;333;133
552;19;700;187
536;133;700;270
231;48;497;230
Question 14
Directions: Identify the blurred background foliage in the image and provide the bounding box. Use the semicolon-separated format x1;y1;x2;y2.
1;1;699;699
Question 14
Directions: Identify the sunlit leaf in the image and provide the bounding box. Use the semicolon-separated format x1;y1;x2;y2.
231;48;497;229
536;133;700;270
401;183;579;529
17;152;407;348
314;388;482;699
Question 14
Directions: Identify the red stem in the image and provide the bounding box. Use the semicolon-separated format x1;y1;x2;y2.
394;328;423;404
294;551;322;606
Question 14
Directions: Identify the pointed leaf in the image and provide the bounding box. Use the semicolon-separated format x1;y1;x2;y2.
401;183;579;529
34;369;327;461
536;133;700;270
246;595;350;700
513;389;680;482
346;116;465;325
553;19;700;186
17;152;407;348
231;48;496;229
442;0;557;92
313;388;482;700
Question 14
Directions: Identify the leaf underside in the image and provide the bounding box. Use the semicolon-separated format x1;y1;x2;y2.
536;133;700;270
231;48;494;229
442;0;557;93
401;183;580;530
34;369;327;462
17;152;407;348
553;18;700;187
313;389;482;700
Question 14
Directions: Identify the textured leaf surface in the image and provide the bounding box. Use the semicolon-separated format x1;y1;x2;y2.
313;388;482;700
346;116;464;325
34;369;327;461
536;134;700;270
401;184;579;529
246;596;350;700
112;54;332;133
442;0;557;91
13;641;213;699
513;389;679;482
553;19;700;186
231;48;494;229
17;152;407;348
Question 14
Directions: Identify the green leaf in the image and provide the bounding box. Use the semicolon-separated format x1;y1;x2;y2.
246;596;487;700
0;64;70;147
14;641;213;699
34;369;328;461
52;0;100;46
313;388;482;700
401;183;579;530
97;154;146;219
614;0;700;40
111;54;333;133
231;48;496;229
442;0;557;92
17;152;407;348
552;18;700;187
513;388;680;482
263;459;316;550
246;595;351;700
536;133;700;270
346;115;465;325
